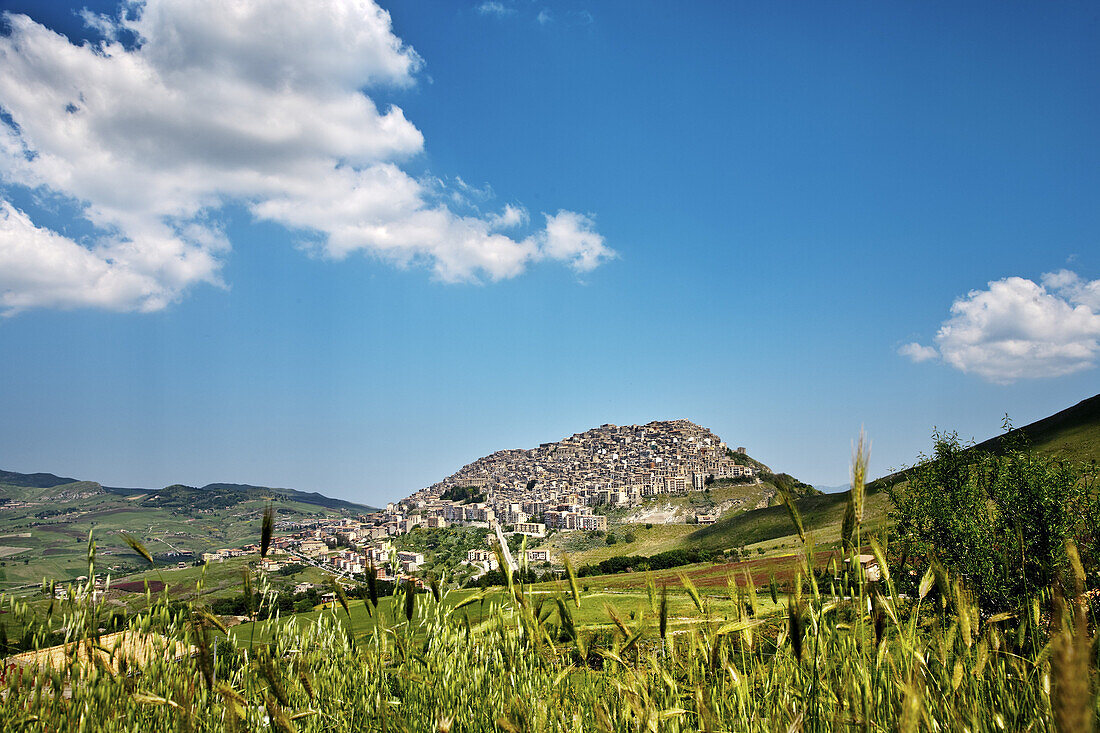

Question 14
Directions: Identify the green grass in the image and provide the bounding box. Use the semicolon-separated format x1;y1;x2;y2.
687;483;892;551
543;523;698;566
3;537;1092;731
232;573;788;645
3;424;1098;731
971;392;1099;463
539;481;889;573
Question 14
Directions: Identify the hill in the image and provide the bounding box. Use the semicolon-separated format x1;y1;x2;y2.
973;393;1100;463
684;394;1100;555
403;418;799;512
1;470;377;515
138;482;374;513
0;470;78;489
543;392;1100;567
0;469;377;590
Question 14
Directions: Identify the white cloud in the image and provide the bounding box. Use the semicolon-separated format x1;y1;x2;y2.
537;9;552;25
1042;269;1100;310
0;200;207;313
898;342;938;363
477;2;515;17
537;211;615;273
487;204;528;231
0;0;611;314
909;271;1100;383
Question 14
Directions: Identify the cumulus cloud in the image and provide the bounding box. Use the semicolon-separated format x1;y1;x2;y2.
903;271;1100;383
898;342;939;363
0;0;611;314
537;211;615;273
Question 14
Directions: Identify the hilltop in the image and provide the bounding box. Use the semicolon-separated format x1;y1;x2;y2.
390;419;819;579
404;419;806;511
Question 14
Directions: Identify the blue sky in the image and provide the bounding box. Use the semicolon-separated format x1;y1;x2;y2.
1;0;1098;503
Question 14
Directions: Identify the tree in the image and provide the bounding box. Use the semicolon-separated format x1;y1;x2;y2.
889;430;1098;612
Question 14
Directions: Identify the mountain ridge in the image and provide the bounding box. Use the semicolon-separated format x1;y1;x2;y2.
0;471;377;513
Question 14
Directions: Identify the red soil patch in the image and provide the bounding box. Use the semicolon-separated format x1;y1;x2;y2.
113;580;166;593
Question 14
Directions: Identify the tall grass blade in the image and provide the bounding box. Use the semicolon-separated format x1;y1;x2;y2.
260;505;275;559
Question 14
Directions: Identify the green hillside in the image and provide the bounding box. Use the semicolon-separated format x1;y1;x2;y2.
0;470;377;590
1;470;377;514
686;483;892;552
549;392;1100;566
973;393;1100;463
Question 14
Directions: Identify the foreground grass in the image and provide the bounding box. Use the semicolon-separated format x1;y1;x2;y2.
231;584;785;645
2;539;1095;732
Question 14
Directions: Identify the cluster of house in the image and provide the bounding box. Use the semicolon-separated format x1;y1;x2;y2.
462;546;553;576
198;517;427;583
185;421;754;585
398;420;755;531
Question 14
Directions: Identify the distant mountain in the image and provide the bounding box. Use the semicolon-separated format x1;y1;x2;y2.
0;470;78;489
0;469;378;588
180;483;374;513
1;471;377;514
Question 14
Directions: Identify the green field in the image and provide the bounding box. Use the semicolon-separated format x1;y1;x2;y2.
231;570;789;645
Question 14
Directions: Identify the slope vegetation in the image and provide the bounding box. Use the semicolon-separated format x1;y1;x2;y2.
973;393;1100;463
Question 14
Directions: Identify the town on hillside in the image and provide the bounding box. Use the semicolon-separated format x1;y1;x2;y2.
188;420;758;589
400;419;757;532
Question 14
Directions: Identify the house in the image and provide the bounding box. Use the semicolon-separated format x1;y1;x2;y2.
847;554;881;582
299;540;328;558
513;522;546;538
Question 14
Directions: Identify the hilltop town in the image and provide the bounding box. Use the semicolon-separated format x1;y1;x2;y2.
198;420;761;587
399;419;758;530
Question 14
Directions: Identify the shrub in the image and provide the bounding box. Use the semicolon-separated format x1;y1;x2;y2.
889;430;1099;611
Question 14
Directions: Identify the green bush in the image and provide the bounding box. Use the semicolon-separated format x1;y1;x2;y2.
889;431;1099;611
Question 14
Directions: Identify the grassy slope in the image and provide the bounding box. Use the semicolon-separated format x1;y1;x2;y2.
973;392;1100;463
553;392;1100;571
540;481;775;567
686;484;893;553
0;482;348;588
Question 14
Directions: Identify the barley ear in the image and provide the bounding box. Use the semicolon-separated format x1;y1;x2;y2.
564;556;581;608
260;505;275;559
120;533;154;565
851;429;870;525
